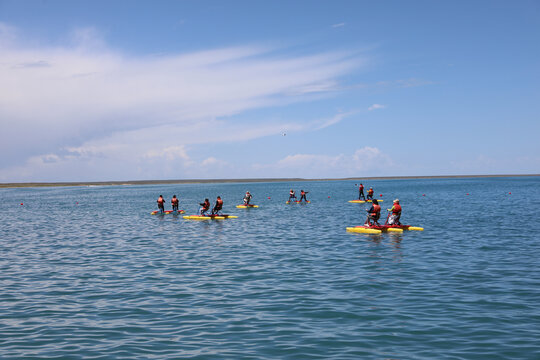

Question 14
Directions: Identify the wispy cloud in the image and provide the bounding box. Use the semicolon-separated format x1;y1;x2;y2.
368;104;385;111
331;23;346;28
0;23;366;181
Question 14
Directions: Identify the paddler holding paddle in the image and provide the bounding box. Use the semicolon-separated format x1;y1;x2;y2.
365;199;381;226
358;183;365;200
288;189;296;202
299;190;309;202
199;198;210;215
211;196;223;215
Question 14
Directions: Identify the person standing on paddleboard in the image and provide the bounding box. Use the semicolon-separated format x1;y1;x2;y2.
288;189;296;202
367;187;374;200
358;183;365;200
299;190;309;202
199;198;210;216
365;199;381;226
157;195;165;213
171;195;179;211
387;199;402;225
243;191;252;205
212;196;223;215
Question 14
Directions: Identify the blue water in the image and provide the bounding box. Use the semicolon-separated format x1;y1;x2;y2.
1;177;539;359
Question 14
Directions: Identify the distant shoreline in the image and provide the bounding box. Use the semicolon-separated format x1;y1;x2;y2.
0;174;538;189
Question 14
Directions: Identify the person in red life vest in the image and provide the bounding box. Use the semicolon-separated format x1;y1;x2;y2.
288;189;296;202
358;183;365;200
157;195;165;213
299;189;309;202
367;187;374;200
171;195;179;211
387;199;402;225
243;191;252;205
199;198;210;216
211;196;223;215
365;199;381;226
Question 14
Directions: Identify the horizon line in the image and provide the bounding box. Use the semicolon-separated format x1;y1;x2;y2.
1;174;538;189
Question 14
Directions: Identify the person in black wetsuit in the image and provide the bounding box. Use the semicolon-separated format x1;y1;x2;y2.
157;195;165;213
211;196;223;215
299;190;309;202
171;195;179;211
358;183;365;200
243;191;252;205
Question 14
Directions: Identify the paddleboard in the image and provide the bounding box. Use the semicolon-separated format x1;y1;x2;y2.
348;199;383;203
183;214;238;220
347;224;424;234
286;200;310;204
236;204;259;208
151;210;185;215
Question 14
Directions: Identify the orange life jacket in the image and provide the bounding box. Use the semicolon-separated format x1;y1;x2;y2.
368;189;374;196
371;204;381;216
157;197;164;205
392;204;401;214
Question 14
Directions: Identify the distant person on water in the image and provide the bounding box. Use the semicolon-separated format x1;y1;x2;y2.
212;196;223;215
299;190;309;202
365;199;381;226
157;195;165;213
199;198;210;216
367;187;374;200
171;195;179;211
358;183;365;200
288;189;296;201
243;191;252;205
387;199;402;225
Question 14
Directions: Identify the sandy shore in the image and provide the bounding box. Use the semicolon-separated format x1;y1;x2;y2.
0;174;538;189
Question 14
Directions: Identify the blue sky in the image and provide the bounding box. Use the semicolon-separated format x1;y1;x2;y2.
0;0;539;181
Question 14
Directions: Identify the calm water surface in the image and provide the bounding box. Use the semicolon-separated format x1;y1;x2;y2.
0;177;539;359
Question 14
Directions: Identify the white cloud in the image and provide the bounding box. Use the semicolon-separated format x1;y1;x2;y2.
253;147;393;178
0;23;367;181
368;104;385;111
332;23;346;28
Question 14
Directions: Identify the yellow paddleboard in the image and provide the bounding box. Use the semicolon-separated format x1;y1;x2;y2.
236;205;259;208
346;227;382;234
151;210;185;215
183;215;238;220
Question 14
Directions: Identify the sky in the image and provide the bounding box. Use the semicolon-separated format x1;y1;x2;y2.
0;0;539;182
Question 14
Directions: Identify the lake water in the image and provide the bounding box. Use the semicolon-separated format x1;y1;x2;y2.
1;177;539;359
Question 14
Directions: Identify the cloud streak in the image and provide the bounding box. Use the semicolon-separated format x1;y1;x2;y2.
0;24;366;180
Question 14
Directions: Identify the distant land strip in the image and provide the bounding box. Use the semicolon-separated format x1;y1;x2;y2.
0;174;538;188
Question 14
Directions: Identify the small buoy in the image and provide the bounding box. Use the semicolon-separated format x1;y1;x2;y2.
508;192;511;195
20;203;23;206
328;196;330;198
422;194;426;196
466;193;470;195
267;197;271;199
76;202;79;204
379;194;382;197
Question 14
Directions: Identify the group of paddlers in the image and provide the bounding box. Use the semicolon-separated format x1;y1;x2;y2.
156;185;404;226
156;191;254;215
364;198;402;227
